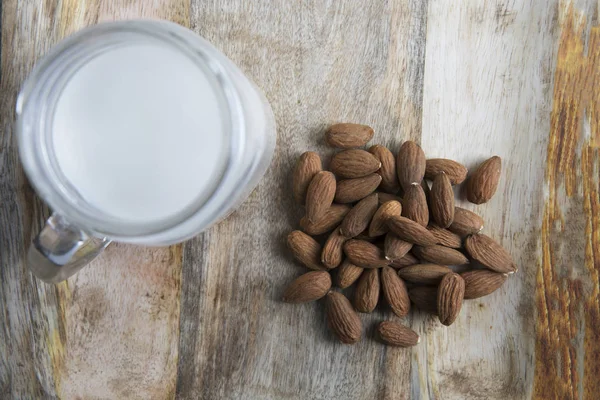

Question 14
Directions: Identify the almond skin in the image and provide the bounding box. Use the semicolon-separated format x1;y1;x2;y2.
354;269;380;313
402;184;429;227
336;260;364;289
397;263;452;284
430;172;454;228
466;156;502;204
369;200;402;237
340;193;379;237
287;230;324;270
397;141;426;191
378;321;420;347
381;266;410;317
389;252;419;269
321;228;348;269
293;151;322;204
387;215;437;246
384;233;413;261
437;272;465;326
449;207;484;236
461;270;508;299
377;192;404;206
343;239;389;268
326;291;362;344
408;286;438;314
412;245;469;265
369;145;400;193
305;171;336;223
282;271;332;303
335;174;382;203
427;225;462;248
330;149;381;179
326;123;374;149
425;159;468;184
465;234;517;273
300;204;351;235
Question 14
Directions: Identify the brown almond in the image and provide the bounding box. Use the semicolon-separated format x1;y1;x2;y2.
340;193;379;237
430;173;454;227
449;207;484;236
377;192;404;206
425;159;468;184
384;234;413;261
335;174;382;203
282;271;332;303
412;245;469;265
287;230;324;270
343;239;389;268
330;149;381;179
378;321;419;347
326;291;362;344
354;268;380;313
389;252;419;269
461;270;508;299
305;171;336;223
465;234;517;273
369;145;400;193
397;263;452;284
321;228;348;269
381;266;410;317
437;272;465;326
336;260;364;289
293;151;322;204
300;204;351;235
387;215;437;246
428;225;462;248
326;123;374;149
408;286;438;314
402;184;429;227
396;141;426;191
466;156;502;204
369;200;402;237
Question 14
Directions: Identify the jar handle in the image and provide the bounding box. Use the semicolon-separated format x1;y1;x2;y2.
28;213;111;283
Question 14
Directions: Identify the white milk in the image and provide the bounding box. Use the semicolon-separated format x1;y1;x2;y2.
52;43;227;224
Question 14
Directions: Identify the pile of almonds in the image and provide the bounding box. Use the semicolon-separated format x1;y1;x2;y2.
283;123;516;346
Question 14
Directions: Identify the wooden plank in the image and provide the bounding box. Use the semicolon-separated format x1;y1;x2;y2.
177;1;428;399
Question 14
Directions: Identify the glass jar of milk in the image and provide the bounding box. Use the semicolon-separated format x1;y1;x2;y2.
17;20;276;283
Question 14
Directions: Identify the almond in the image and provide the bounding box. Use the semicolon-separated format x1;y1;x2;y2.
389;252;419;269
354;268;380;313
466;156;502;204
326;123;374;149
330;149;381;179
293;151;322;204
397;263;452;284
321;228;348;269
427;225;462;248
449;207;484;236
461;270;508;299
336;260;364;289
300;204;351;235
412;245;468;265
335;174;382;203
381;266;410;317
387;215;437;246
396;141;426;191
430;172;454;227
464;234;517;273
326;291;362;344
343;239;389;268
305;171;336;223
377;192;404;206
369;200;402;237
384;233;413;260
408;286;438;314
437;272;465;326
282;271;332;303
425;158;468;184
378;321;419;347
369;145;399;193
402;184;429;227
287;230;324;270
340;193;379;237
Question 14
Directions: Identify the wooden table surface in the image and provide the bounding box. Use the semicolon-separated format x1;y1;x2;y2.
1;1;599;399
